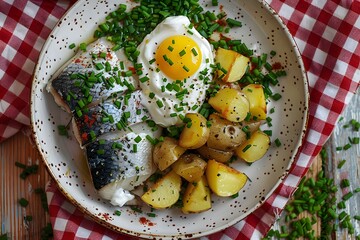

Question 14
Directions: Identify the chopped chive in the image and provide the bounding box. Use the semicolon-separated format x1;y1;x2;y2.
156;100;164;108
274;138;281;147
167;46;174;52
263;130;272;136
79;42;87;51
95;63;104;70
271;93;282;101
140;76;149;83
343;143;352;150
342;192;353;201
147;213;156;217
183;65;190;72
57;125;69;137
99;52;107;58
242;144;252;152
226;18;242;27
97;149;105;155
179;49;186;57
191;48;198;56
114;210;121;216
134;135;142;143
124;70;133;77
69;43;76;49
123;111;131;119
19;198;29;207
15;161;27;169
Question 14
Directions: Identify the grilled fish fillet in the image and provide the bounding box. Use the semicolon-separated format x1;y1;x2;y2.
86;124;162;206
47;38;161;207
47;38;137;113
72;90;151;147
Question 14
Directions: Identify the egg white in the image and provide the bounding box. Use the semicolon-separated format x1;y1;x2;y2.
137;16;214;127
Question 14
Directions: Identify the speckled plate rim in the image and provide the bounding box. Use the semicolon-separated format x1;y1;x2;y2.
30;0;310;239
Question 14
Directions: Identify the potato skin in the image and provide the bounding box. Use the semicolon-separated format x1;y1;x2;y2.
172;153;207;182
207;113;247;151
196;145;233;163
181;176;211;214
152;137;186;171
178;113;210;149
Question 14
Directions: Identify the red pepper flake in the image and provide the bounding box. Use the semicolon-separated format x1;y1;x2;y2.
84;114;96;128
128;66;136;74
74;58;82;64
139;217;155;226
272;62;282;70
217;19;227;26
219;34;232;42
81;132;88;141
98;212;112;221
106;51;113;59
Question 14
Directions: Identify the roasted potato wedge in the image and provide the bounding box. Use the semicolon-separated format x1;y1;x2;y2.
207;113;246;151
215;47;250;82
197;145;233;163
235;130;271;163
141;171;182;209
153;137;186;171
178;113;210;149
242;84;267;120
172;153;207;182
206;159;247;197
208;88;250;122
182;176;211;214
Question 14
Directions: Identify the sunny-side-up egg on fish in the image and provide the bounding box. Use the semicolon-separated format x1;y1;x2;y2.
137;16;214;127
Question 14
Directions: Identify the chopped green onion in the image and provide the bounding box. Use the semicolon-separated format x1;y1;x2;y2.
156;100;164;108
274;138;281;147
179;49;186;57
19;198;29;207
79;42;87;51
140;76;149;83
69;43;76;49
242;144;252;152
226;18;242;27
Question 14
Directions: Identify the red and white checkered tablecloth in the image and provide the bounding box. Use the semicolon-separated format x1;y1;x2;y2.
1;0;360;239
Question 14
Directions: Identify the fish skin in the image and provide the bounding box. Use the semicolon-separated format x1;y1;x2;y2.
86;132;157;192
47;38;137;113
72;90;151;147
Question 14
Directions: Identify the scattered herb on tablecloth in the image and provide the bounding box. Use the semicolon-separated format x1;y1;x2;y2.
40;223;53;240
0;233;9;240
15;162;39;179
264;117;360;239
15;161;52;239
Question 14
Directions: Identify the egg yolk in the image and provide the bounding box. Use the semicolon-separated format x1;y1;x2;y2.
155;35;202;81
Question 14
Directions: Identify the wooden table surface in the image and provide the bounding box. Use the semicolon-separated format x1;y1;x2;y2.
1;91;359;239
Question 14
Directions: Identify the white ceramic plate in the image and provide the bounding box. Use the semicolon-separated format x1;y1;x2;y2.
31;0;309;239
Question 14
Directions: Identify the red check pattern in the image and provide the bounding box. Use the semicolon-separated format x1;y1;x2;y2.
1;0;360;239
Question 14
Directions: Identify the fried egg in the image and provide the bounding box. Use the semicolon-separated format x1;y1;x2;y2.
137;16;214;127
